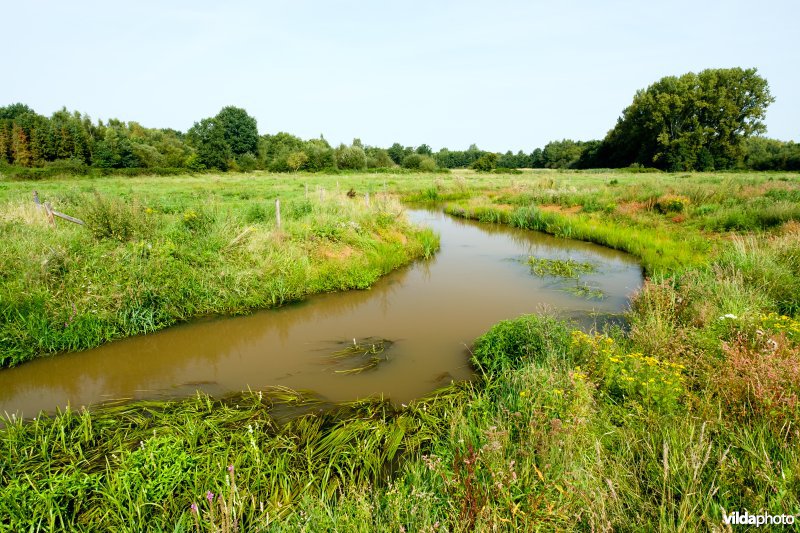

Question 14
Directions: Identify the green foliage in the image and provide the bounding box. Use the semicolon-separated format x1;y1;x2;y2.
597;67;774;170
527;257;595;278
0;174;436;366
286;150;309;172
572;331;685;411
401;153;437;171
471;315;573;374
82;195;147;242
2;170;800;530
214;106;259;157
540;139;587;169
654;194;689;214
744;137;800;171
335;144;367;170
470;152;497;172
186;117;232;170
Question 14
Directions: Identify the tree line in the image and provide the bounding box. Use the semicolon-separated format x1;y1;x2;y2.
1;67;797;175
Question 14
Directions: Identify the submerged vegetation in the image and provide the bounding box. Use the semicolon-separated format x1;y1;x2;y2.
526;257;604;300
526;257;596;279
328;338;394;375
1;169;800;530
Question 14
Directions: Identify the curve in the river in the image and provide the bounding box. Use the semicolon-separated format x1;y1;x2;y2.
0;210;644;417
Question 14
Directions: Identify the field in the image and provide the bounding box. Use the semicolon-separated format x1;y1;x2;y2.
0;173;438;367
1;169;800;530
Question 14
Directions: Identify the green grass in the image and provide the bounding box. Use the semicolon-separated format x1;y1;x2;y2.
527;257;596;279
0;173;438;367
0;386;468;530
2;169;800;530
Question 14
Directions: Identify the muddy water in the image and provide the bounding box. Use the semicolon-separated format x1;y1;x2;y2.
0;210;643;417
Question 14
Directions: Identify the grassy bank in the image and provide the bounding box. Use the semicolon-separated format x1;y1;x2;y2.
403;169;800;274
0;173;438;367
2;170;800;530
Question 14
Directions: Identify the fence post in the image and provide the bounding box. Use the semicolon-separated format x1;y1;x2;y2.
275;198;281;228
365;191;370;207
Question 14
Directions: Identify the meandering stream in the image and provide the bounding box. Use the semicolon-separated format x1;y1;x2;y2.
0;210;643;417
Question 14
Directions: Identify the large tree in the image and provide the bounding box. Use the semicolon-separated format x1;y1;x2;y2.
597;67;773;171
214;106;259;157
186;117;231;170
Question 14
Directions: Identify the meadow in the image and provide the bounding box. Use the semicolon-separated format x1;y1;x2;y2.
1;169;799;530
0;173;438;367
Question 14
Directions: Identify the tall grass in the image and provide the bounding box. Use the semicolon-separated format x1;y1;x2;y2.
2;170;800;530
0;177;437;367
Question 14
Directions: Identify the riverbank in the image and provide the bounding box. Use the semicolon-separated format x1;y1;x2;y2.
0;173;438;367
2;170;799;530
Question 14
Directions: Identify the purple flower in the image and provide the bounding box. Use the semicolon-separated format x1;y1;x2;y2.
228;465;234;473
190;503;198;513
206;491;214;503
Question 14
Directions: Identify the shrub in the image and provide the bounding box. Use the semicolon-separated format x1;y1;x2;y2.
400;153;437;171
236;152;259;172
471;315;572;374
654;195;690;214
82;195;146;241
335;145;367;170
471;153;498;172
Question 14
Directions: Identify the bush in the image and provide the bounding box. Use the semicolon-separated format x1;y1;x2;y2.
236;152;259;172
471;315;572;374
471;153;498;172
82;195;146;241
654;195;690;214
399;154;437;171
335;145;367;170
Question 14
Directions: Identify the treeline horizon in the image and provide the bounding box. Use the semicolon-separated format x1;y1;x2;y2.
1;67;799;177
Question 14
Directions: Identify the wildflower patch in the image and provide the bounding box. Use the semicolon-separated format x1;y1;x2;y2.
571;330;685;411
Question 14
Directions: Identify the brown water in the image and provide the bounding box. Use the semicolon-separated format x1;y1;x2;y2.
0;210;643;417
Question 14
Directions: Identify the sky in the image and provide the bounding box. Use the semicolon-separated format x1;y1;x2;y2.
2;0;798;152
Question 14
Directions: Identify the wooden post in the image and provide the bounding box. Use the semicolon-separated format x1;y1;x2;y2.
319;187;324;202
51;210;85;225
275;198;281;228
33;191;85;226
44;202;56;228
365;191;370;207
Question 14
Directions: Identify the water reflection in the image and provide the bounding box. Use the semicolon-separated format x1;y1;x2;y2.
0;210;643;417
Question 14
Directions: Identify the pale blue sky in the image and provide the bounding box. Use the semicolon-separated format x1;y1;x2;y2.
3;0;798;151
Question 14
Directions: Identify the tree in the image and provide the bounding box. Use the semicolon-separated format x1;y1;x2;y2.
302;139;335;171
214;106;259;157
539;139;589;169
365;148;394;168
0;103;35;120
11;123;32;167
186;118;231;170
471;153;497;172
287;151;309;172
387;143;416;165
0;121;11;163
597;67;773;170
335;144;367;170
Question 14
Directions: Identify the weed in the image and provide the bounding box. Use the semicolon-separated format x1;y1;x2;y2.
527;257;595;278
